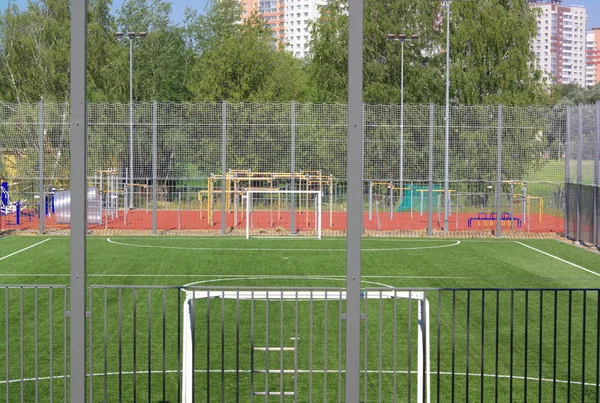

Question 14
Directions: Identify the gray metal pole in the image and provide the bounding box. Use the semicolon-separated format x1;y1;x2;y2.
38;101;45;235
346;0;363;397
152;101;157;235
443;0;451;233
577;104;583;243
594;101;599;247
400;41;404;198
291;102;296;234
428;104;434;236
495;105;502;238
221;101;227;235
70;0;87;399
129;38;134;209
565;106;571;239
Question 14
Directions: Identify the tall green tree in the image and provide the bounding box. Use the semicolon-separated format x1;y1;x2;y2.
0;0;121;102
186;0;310;101
115;0;192;101
308;0;548;106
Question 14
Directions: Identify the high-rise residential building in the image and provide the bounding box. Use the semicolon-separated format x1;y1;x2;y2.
586;28;600;87
529;0;587;86
241;0;286;46
240;0;327;58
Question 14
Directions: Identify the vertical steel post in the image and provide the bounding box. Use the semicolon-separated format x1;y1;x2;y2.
577;105;583;243
428;104;434;236
221;101;227;235
152;101;157;235
594;101;600;247
70;0;87;399
565;107;571;238
291;102;296;234
495;105;502;238
129;39;134;209
443;0;451;233
38;101;45;235
346;0;363;397
400;41;404;201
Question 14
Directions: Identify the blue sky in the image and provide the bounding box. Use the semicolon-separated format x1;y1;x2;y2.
1;0;600;29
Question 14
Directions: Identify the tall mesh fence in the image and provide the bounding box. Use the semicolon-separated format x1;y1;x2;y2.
0;101;592;237
564;103;600;247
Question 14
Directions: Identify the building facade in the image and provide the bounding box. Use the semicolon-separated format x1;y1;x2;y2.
240;0;326;58
586;28;600;87
529;0;587;86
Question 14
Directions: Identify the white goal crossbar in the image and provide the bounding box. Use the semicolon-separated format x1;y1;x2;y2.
245;190;322;239
182;289;430;403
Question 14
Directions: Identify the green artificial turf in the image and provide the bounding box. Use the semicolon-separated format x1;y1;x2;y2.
1;236;600;402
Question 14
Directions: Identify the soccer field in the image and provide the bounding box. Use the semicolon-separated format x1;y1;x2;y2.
1;236;600;402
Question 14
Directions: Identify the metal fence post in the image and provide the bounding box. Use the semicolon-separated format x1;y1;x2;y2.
495;105;502;238
594;101;600;248
221;101;227;235
577;104;583;243
565;106;571;239
70;0;88;399
346;0;363;398
38;100;45;235
291;101;296;234
427;104;434;236
152;101;157;235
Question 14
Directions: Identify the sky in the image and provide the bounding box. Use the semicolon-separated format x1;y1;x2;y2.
1;0;599;29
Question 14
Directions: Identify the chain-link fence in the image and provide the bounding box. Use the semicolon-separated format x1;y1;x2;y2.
0;101;596;237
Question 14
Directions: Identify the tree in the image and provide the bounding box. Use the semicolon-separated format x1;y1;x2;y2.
186;0;311;102
0;0;122;103
115;0;193;101
556;83;600;105
308;0;549;106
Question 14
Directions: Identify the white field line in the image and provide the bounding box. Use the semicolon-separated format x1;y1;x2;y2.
515;241;600;278
0;239;51;262
79;236;502;243
106;237;461;251
0;273;478;279
0;368;597;388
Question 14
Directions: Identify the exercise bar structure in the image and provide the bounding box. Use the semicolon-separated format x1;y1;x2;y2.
198;169;334;228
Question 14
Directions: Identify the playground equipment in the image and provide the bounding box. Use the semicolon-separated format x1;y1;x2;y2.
199;169;334;228
466;181;544;230
54;187;102;224
0;182;16;215
467;212;522;228
367;181;414;230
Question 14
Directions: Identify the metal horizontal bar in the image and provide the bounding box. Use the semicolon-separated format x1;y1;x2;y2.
253;391;296;395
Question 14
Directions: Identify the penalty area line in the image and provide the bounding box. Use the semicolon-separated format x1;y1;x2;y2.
1;369;598;388
0;239;51;262
515;241;600;278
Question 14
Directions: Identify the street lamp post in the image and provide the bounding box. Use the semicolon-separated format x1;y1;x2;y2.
387;33;419;206
115;31;147;209
443;0;451;232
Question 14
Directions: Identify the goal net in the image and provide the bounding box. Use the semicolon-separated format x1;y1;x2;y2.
245;190;322;239
181;289;430;403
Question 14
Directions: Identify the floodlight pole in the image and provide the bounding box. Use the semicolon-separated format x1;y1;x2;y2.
444;0;451;232
115;31;147;209
387;33;419;200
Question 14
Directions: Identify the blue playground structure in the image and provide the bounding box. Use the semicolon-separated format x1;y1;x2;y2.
467;212;522;228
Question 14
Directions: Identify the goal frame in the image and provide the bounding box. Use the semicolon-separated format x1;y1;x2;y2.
245;189;322;239
181;289;430;403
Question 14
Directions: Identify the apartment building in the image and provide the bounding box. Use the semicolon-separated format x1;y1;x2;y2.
240;0;327;58
586;28;600;87
529;0;587;86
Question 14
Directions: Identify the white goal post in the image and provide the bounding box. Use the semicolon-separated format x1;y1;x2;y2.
181;289;430;403
245;190;322;239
